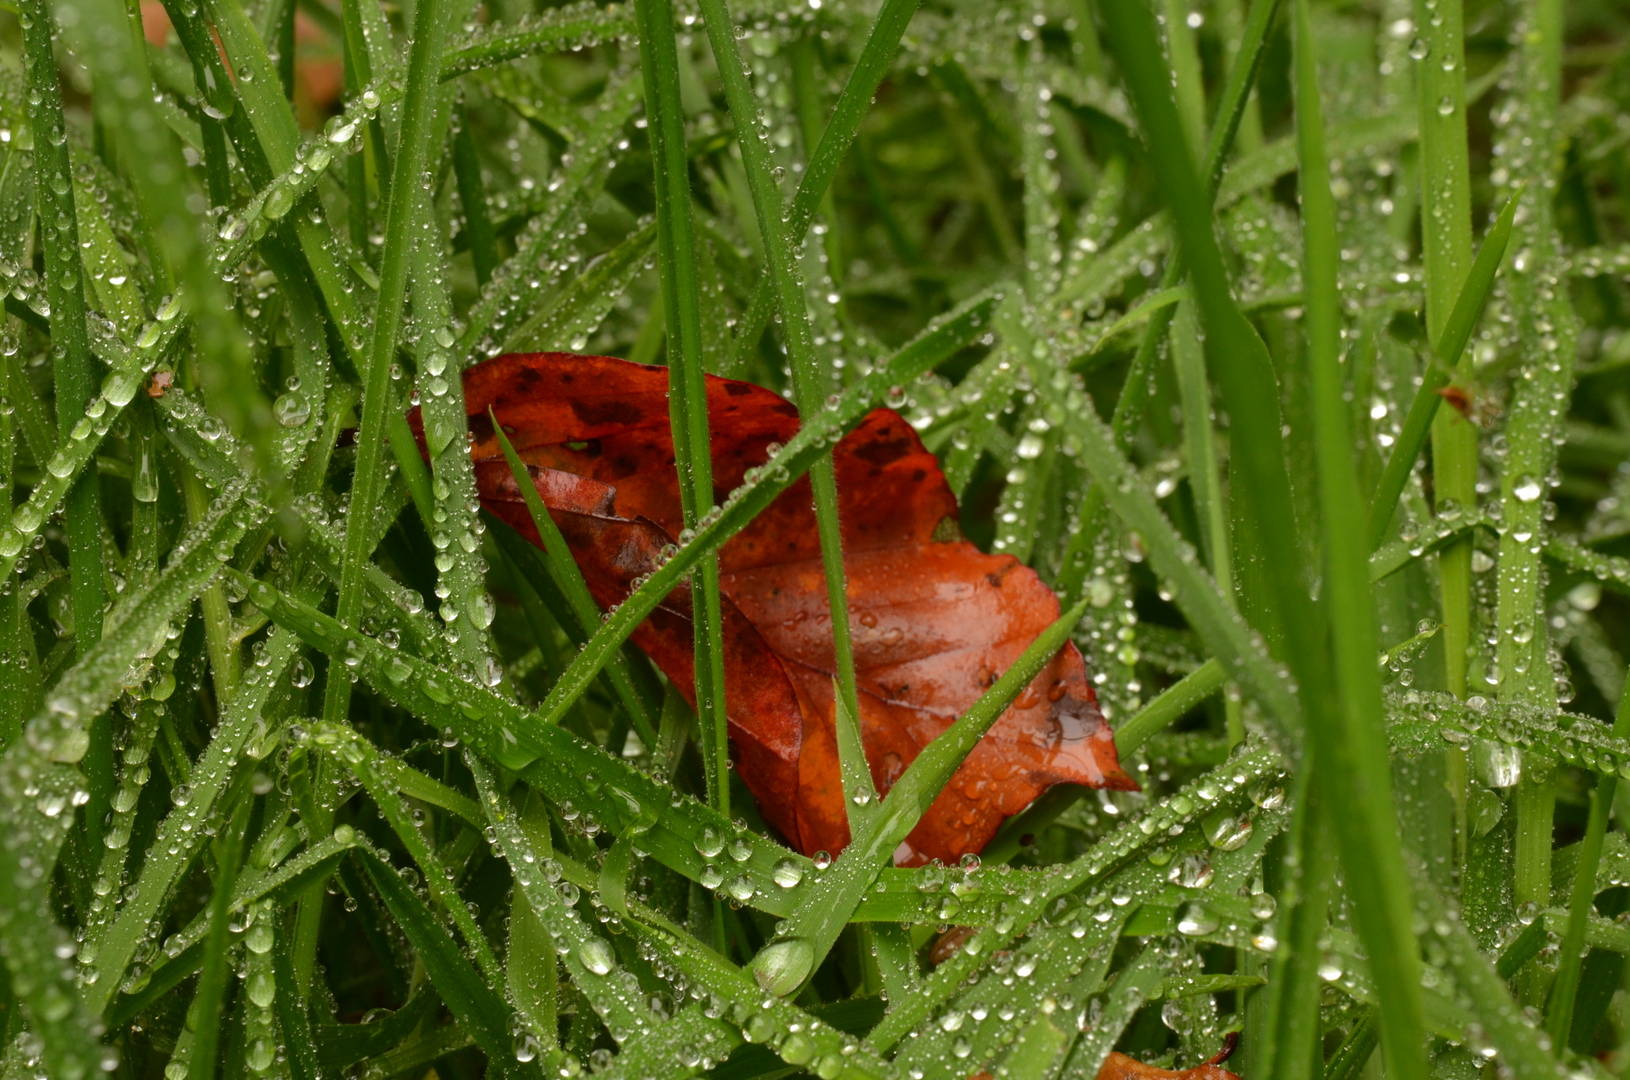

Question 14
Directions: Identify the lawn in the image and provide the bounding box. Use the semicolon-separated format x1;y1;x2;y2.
1;0;1628;1076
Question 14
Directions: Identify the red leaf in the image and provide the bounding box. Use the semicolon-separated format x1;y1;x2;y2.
426;353;1135;865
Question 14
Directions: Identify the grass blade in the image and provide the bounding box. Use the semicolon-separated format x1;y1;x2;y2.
322;0;451;728
21;0;103;655
634;0;732;818
1366;192;1519;552
1293;2;1428;1072
358;848;540;1078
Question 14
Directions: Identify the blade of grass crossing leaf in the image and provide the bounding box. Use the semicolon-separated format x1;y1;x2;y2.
490;418;659;748
982;657;1229;865
405;66;509;698
1365;192;1518;552
1294;6;1428;1076
323;0;450;727
697;0;865;779
21;0;103;656
751;598;1090;996
518;280;993;752
281;297;988;783
834;680;878;834
636;0;732;817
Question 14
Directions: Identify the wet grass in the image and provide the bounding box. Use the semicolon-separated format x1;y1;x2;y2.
1;0;1629;1076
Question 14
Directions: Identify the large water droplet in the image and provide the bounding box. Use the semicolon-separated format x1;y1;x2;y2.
577;938;613;976
751;937;814;997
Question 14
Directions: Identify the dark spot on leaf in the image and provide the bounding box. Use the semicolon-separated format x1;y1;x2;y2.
850;435;912;466
570;397;645;427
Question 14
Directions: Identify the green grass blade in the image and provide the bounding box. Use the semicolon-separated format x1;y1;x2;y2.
1294;1;1428;1071
1365;192;1519;552
1496;0;1576;1007
1113;658;1228;759
1102;0;1431;1074
0;757;107;1078
506;791;559;1052
503;220;657;353
833;680;879;834
1055;0;1283;606
185;790;252;1080
272;933;321;1080
323;0;451;728
1415;0;1478;744
1059;945;1163;1078
1170;299;1239;745
358;847;541;1079
21;0;104;655
453;107;499;286
466;755;653;1048
85;619;302;1015
1052;379;1300;730
0;320;181;580
1548;677;1630;1046
317;725;503;983
439;5;637;78
1413;870;1560;1080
